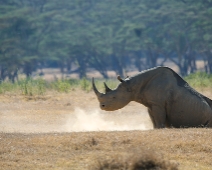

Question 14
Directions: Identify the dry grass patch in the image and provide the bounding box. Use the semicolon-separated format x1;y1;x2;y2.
91;150;178;170
0;129;212;169
0;90;212;169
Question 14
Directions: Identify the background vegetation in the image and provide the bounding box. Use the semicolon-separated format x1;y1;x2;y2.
1;0;212;81
0;72;211;96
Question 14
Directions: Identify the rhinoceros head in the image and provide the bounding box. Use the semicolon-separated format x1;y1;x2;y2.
92;76;133;111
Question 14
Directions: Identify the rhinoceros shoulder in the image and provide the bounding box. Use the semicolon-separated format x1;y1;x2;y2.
155;66;187;87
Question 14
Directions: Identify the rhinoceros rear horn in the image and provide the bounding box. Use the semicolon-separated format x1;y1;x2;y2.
104;82;112;93
92;78;102;97
117;75;124;82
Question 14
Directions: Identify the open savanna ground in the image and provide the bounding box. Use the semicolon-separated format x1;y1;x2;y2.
0;88;212;169
1;129;212;170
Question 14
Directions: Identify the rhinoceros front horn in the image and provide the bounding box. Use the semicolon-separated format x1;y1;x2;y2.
92;78;102;97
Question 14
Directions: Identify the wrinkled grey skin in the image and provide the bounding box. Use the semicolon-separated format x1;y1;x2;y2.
92;66;212;128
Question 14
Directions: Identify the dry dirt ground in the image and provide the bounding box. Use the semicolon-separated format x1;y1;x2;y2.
0;89;212;169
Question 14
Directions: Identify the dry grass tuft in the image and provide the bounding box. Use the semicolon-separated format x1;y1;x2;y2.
91;150;178;170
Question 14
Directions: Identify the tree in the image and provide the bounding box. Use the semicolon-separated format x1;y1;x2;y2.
1;0;212;80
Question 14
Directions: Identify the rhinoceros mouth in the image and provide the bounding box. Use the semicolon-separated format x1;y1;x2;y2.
100;104;118;111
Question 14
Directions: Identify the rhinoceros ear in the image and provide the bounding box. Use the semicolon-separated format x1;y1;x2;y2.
117;75;132;92
104;82;112;93
117;75;124;82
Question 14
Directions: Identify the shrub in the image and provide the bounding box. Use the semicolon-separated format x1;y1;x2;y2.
90;151;178;170
19;77;46;95
52;80;71;93
80;77;91;91
185;72;212;88
0;81;18;94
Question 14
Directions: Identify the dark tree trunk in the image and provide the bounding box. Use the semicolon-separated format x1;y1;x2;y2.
88;54;108;79
0;67;7;81
58;60;65;79
23;61;36;78
146;48;158;68
205;51;212;74
76;56;87;78
133;51;145;72
164;53;188;76
66;58;72;73
112;55;124;77
8;70;18;83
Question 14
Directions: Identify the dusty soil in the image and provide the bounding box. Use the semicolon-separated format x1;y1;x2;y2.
0;90;152;133
0;89;212;169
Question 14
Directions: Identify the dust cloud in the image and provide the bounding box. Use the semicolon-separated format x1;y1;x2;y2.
64;108;152;132
0;107;152;133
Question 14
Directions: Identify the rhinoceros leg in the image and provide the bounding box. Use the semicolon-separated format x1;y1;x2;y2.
148;106;166;128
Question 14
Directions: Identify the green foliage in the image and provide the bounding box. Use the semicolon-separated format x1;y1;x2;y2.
0;77;46;95
0;81;19;94
80;77;91;92
0;72;212;95
52;78;93;93
19;77;46;96
52;80;71;93
1;0;212;79
185;72;212;88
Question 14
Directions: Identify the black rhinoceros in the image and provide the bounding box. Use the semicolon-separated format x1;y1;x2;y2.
92;66;212;128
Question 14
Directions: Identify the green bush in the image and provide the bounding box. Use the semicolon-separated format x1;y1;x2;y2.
0;81;19;94
80;77;92;91
19;77;46;95
52;80;71;93
185;72;212;88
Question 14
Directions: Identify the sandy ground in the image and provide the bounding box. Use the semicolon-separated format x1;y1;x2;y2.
0;90;153;133
0;89;212;169
1;87;212;133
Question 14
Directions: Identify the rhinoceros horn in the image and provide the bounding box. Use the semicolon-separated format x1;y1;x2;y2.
104;82;112;93
117;75;124;82
92;78;102;97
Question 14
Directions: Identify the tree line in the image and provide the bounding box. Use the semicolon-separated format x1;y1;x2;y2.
1;0;212;82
